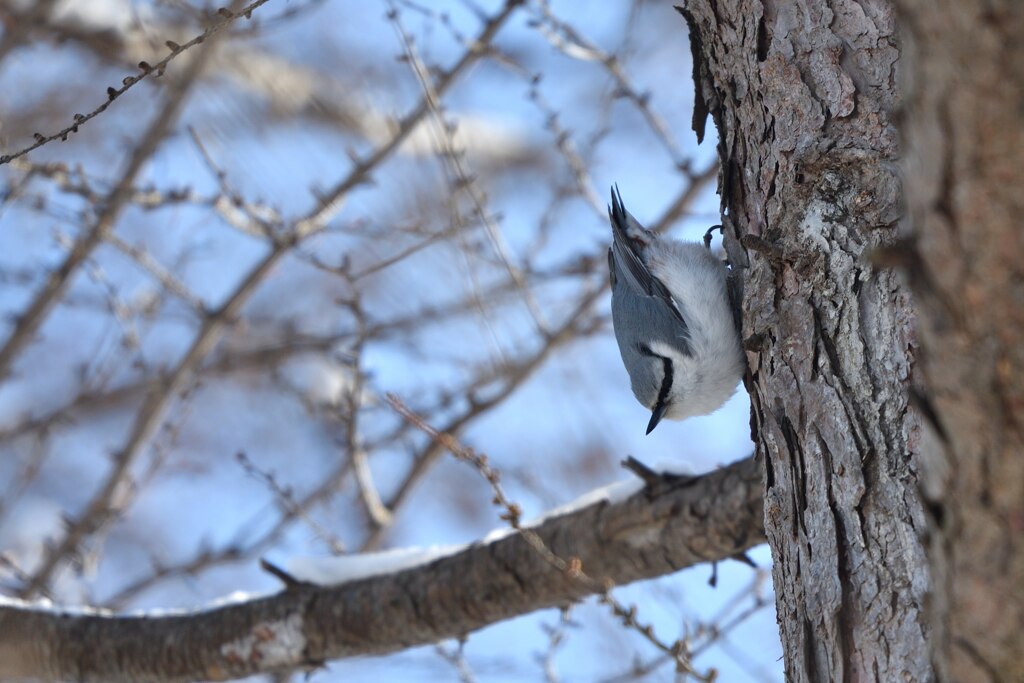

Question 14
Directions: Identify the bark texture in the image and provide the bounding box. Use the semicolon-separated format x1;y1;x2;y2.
680;0;930;680
896;1;1024;680
0;456;763;682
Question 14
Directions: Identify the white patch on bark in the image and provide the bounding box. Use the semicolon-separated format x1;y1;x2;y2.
622;525;664;548
800;202;833;255
221;613;305;666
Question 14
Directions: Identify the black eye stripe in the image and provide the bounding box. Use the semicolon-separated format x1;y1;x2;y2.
654;356;674;414
637;344;674;413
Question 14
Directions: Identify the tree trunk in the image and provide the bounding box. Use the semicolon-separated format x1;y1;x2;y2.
679;0;931;680
897;1;1024;680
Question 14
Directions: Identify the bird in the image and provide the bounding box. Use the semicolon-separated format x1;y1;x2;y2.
607;185;744;434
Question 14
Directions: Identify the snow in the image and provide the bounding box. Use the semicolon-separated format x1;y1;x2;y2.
0;590;263;617
287;475;654;585
286;544;464;585
482;459;697;544
0;593;114;616
651;458;698;477
504;458;696;531
513;476;645;528
0;464;685;606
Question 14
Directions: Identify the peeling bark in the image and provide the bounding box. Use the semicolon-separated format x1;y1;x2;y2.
0;457;763;682
896;1;1024;681
679;0;930;680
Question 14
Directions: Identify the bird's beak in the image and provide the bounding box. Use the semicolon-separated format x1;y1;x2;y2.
646;402;668;435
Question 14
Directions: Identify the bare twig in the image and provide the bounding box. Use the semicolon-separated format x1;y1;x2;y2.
340;287;392;529
530;1;687;168
386;396;715;680
388;3;550;334
236;451;346;554
0;0;272;165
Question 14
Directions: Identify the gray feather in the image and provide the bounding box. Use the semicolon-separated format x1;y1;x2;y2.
607;186;691;355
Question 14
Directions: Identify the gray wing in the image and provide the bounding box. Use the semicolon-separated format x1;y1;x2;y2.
608;185;688;330
610;264;693;362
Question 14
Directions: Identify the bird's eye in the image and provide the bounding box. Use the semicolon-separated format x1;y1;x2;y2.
636;344;661;360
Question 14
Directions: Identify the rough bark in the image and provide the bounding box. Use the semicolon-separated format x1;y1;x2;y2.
679;0;931;680
896;1;1024;680
0;456;763;682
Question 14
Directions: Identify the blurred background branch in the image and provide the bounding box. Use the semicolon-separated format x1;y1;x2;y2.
0;0;775;680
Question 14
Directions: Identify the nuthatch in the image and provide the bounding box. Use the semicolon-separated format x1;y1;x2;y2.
607;186;743;434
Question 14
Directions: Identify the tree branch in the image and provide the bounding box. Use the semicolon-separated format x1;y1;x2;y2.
0;456;764;683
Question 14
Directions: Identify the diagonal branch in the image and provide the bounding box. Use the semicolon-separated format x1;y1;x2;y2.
0;456;764;683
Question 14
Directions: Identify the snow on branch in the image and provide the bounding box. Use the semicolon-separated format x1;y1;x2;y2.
0;456;763;683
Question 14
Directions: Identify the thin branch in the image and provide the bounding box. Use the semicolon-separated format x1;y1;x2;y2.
530;1;687;168
235;452;346;554
0;0;273;165
341;286;392;529
386;395;713;678
103;233;207;314
389;3;550;334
